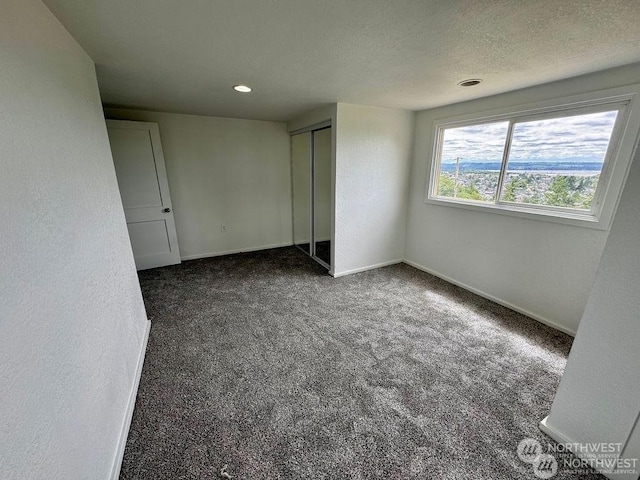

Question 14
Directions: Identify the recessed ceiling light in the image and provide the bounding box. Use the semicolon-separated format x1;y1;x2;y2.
458;79;482;87
233;85;252;93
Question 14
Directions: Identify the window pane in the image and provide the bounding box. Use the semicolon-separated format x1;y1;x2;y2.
437;121;509;202
500;111;618;210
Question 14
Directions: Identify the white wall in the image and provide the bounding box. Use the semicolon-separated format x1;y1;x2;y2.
541;137;640;479
334;104;414;276
104;108;292;260
405;64;640;335
0;1;149;479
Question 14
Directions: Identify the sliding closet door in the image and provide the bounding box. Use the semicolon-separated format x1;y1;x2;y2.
291;132;311;254
312;127;331;266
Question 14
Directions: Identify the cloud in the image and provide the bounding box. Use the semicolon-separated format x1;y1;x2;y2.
440;111;618;164
441;121;508;163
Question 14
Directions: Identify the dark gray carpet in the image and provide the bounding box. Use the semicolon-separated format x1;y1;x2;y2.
120;246;603;479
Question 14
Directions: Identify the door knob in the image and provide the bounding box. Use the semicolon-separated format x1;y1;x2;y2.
163;207;171;213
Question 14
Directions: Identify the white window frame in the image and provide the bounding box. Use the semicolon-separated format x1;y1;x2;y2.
425;85;640;230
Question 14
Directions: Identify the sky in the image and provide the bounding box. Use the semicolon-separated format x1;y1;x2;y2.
440;110;618;164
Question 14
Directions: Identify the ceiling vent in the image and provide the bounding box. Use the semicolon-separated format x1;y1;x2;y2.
458;79;482;87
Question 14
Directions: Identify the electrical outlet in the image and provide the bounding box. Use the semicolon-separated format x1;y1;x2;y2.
221;224;227;232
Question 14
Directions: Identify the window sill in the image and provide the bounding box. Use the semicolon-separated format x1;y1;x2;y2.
424;195;610;230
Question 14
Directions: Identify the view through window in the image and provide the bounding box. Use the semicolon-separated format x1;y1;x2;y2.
434;108;621;213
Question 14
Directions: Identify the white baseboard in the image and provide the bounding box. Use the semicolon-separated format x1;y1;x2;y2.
331;258;403;278
180;242;293;261
402;259;576;336
109;320;151;480
539;416;572;445
539;417;638;480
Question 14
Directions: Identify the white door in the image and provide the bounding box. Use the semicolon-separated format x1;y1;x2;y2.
107;120;181;270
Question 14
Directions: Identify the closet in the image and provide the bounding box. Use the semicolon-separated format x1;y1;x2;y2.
291;125;332;270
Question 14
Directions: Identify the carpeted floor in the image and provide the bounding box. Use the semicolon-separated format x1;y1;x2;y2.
120;246;603;479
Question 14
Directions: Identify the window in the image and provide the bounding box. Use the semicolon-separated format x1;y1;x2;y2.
427;87;640;229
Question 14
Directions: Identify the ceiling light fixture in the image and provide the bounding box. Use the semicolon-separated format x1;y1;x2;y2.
458;79;482;87
233;85;252;93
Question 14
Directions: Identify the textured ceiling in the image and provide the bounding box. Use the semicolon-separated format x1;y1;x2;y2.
42;0;640;121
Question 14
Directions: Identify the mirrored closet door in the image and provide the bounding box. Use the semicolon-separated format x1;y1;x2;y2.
291;125;332;270
312;127;331;266
291;132;311;255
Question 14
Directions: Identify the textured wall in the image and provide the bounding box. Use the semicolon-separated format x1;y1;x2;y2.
543;141;640;477
104;108;292;260
0;1;149;478
334;104;414;276
405;65;640;335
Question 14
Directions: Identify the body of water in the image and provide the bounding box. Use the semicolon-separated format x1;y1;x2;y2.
440;161;603;174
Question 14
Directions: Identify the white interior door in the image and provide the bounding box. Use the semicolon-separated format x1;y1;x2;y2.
107;120;181;270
